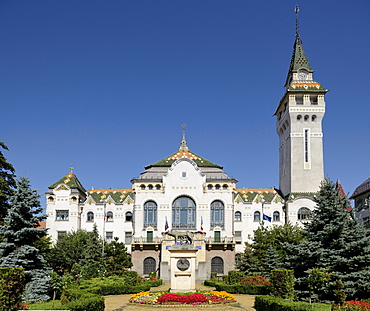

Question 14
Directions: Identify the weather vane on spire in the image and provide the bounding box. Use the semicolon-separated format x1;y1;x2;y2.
295;4;300;39
179;124;189;152
70;164;74;173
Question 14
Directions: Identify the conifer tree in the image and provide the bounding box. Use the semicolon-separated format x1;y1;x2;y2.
285;178;370;300
261;246;282;278
0;142;16;219
104;237;133;276
0;177;51;303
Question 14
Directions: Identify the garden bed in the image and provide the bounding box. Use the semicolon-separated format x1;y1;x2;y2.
129;291;236;306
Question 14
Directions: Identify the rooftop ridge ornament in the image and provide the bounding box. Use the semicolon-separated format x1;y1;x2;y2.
178;124;189;152
69;164;74;173
295;4;302;44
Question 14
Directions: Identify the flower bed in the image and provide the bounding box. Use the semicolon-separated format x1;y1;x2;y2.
344;300;370;310
129;291;235;305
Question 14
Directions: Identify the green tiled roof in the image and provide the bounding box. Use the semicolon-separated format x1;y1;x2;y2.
49;173;86;193
286;192;317;200
234;189;282;203
288;38;312;72
145;150;222;169
86;189;134;204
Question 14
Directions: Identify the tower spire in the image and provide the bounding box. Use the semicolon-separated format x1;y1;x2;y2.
295;4;300;41
178;124;189;152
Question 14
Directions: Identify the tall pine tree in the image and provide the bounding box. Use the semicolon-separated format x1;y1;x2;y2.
0;177;51;303
0;142;16;219
285;178;370;300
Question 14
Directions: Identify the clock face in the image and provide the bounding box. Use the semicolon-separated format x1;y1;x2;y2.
177;258;190;271
297;70;308;80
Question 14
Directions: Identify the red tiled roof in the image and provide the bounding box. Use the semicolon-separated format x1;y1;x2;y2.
351;178;370;199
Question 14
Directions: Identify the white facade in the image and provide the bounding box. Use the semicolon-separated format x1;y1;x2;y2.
45;28;327;281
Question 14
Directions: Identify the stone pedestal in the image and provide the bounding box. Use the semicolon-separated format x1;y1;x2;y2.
168;245;198;292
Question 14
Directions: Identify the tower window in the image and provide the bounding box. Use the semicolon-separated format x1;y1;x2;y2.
208;184;213;190
304;115;309;121
297;115;302;120
310;95;318;105
215;184;220;190
296;95;303;105
312;115;317;121
148;184;153;190
304;129;309;163
155;184;161;190
140;184;146;190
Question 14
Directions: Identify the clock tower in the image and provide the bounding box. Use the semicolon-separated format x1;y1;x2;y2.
274;5;328;197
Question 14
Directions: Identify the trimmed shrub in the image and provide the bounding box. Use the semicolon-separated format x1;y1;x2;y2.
211;272;217;280
0;267;25;311
240;274;271;286
228;270;243;284
214;282;269;295
255;295;331;311
204;279;218;287
121;270;139;286
144;278;163;287
149;271;156;279
270;269;295;300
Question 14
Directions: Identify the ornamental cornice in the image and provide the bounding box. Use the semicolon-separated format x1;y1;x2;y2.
289;107;325;113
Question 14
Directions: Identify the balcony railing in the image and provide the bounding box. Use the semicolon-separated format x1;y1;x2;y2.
133;236;163;244
205;236;235;244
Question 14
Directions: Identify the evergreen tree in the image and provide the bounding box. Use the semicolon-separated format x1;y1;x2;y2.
237;223;303;276
261;246;282;278
0;142;16;219
104;237;133;276
0;177;51;303
49;226;106;279
285;178;370;300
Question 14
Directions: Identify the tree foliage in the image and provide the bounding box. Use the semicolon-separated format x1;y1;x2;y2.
104;237;133;276
236;223;304;276
285;178;370;300
48;226;105;279
0;142;16;219
0;177;51;303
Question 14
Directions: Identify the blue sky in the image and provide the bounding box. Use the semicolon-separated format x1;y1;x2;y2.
1;0;369;208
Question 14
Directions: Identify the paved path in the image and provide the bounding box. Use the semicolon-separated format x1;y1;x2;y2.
104;283;256;311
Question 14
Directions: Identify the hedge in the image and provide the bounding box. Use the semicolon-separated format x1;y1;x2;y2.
213;282;270;295
81;283;151;295
255;295;331;311
28;289;104;311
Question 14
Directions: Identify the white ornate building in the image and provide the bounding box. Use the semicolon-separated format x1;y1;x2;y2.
45;17;328;282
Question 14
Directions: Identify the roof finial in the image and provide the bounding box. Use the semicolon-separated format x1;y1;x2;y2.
295;4;300;39
70;164;74;173
179;124;189;152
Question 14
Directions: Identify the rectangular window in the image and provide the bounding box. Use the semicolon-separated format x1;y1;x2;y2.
106;232;113;242
147;231;153;243
235;231;242;244
125;232;132;244
214;231;221;243
304;129;309;162
56;210;69;221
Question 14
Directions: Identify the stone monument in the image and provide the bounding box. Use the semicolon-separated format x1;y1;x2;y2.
166;230;198;292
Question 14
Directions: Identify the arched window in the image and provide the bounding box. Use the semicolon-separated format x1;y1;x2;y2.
211;257;224;274
148;184;153;190
172;196;196;229
143;257;156;275
298;207;310;220
215;184;220;190
211;200;224;229
144;201;157;229
273;211;280;222
207;184;213;190
254;211;261;222
71;196;77;202
155;184;161;190
234;211;242;222
140;184;145;190
222;184;228;190
87;211;94;222
106;211;113;222
125;211;133;222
